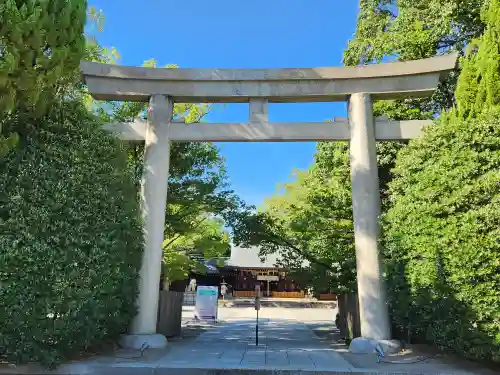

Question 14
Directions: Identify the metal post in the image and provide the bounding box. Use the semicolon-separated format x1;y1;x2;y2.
256;309;259;346
255;284;261;346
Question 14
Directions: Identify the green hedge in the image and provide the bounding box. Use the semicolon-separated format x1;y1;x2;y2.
0;101;142;366
383;109;500;362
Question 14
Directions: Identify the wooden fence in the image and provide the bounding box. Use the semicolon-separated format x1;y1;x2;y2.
157;291;183;337
232;291;256;298
271;291;305;298
232;290;305;298
318;293;338;301
336;293;361;340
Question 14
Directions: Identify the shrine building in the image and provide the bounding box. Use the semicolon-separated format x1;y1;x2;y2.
221;246;305;298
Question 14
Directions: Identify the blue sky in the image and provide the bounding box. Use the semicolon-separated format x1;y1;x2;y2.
89;0;359;206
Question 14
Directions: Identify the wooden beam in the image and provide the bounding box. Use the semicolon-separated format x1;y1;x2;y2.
103;119;431;142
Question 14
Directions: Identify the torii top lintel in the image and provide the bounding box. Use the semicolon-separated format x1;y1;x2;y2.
81;53;457;103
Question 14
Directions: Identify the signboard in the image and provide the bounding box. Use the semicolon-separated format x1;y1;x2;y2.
257;275;279;281
195;286;218;321
255;284;261;310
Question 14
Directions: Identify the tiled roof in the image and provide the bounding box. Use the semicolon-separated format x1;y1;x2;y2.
226;246;279;268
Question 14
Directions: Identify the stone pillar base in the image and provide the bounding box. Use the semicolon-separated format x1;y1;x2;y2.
120;334;168;349
349;337;400;355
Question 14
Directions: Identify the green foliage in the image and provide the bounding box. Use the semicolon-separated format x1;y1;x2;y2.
382;1;500;361
0;132;19;158
345;0;484;65
383;108;500;361
162;251;205;287
162;216;230;287
92;58;233;235
343;0;484;118
0;0;87;116
229;142;356;294
91;56;240;283
104;95;237;282
0;3;235;367
456;0;500;119
164;216;230;259
229;136;409;294
0;101;142;367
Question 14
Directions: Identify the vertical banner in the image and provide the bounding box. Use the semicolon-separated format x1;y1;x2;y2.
195;286;218;321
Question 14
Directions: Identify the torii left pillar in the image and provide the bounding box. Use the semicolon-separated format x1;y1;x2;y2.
121;94;172;349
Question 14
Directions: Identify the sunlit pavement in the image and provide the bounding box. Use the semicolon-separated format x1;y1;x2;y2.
162;305;353;371
16;305;496;375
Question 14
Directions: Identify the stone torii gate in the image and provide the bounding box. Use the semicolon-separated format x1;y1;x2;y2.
81;53;456;349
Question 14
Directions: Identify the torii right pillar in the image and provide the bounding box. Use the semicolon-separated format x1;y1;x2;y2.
348;93;398;353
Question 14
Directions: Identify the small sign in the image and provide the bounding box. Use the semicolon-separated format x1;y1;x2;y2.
255;296;261;311
257;275;279;281
255;284;261;311
195;286;218;321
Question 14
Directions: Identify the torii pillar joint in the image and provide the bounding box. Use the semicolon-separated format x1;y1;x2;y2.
348;93;394;350
121;94;173;349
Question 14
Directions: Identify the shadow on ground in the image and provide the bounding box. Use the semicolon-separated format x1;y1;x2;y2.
307;322;499;374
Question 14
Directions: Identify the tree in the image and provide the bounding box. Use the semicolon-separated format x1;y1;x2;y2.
383;0;500;361
162;216;230;289
84;17;244;289
456;0;500;119
89;56;236;233
98;82;240;280
345;0;485;64
228;142;357;294
0;0;88;162
341;0;484;214
0;0;87;116
344;0;486;116
383;109;500;361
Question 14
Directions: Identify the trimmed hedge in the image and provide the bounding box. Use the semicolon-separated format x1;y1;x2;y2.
0;101;142;366
383;109;500;362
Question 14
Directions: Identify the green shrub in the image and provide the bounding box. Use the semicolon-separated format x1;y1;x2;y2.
383;109;500;362
0;101;142;367
0;0;87;116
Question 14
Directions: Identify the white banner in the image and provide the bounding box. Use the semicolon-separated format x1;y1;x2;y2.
195;286;218;321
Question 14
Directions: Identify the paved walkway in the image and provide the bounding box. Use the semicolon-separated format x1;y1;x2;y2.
163;316;353;370
3;306;497;374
